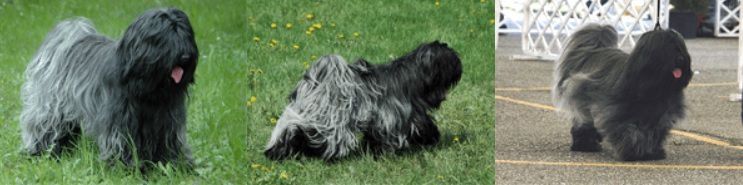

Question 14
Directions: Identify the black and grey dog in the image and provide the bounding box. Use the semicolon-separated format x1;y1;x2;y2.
553;24;692;161
265;41;462;161
20;8;198;167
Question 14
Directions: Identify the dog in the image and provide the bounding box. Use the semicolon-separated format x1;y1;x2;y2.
553;23;692;161
552;24;693;161
264;41;462;161
20;8;198;168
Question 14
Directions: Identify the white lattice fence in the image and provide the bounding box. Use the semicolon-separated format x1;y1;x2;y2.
715;0;740;37
519;0;668;59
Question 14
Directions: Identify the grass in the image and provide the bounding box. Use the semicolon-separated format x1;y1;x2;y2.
0;0;248;184
246;0;495;184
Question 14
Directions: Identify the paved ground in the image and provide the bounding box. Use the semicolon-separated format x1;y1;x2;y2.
495;34;743;184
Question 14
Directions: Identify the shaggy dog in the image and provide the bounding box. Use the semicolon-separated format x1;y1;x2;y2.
553;24;692;161
20;8;198;167
264;41;462;161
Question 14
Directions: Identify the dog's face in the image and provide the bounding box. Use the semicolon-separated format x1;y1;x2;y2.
626;29;692;92
116;8;198;98
402;41;462;108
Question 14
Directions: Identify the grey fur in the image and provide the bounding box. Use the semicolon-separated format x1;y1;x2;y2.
265;41;462;161
20;8;198;168
553;23;692;161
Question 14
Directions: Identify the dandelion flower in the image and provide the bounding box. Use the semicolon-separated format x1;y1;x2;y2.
489;19;496;25
251;163;262;169
303;61;310;69
312;23;322;29
481;0;487;3
252;36;261;43
353;32;361;37
292;44;300;49
453;135;460;142
285;23;293;29
310;55;317;60
270;117;278;125
435;0;440;7
308;27;316;32
280;171;289;180
250;96;257;103
306;13;315;20
270;22;277;29
269;39;279;47
305;30;313;35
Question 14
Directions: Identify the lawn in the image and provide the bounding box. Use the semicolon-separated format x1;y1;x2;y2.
0;0;248;184
246;0;495;184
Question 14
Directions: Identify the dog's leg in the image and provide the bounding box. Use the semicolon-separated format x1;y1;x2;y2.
407;113;440;146
265;125;328;160
570;119;602;152
20;107;80;156
604;122;669;161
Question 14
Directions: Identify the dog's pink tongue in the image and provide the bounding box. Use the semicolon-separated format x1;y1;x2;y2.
171;66;184;84
672;68;682;79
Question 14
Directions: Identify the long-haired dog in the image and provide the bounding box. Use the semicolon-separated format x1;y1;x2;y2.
20;8;198;168
553;23;692;161
264;41;462;161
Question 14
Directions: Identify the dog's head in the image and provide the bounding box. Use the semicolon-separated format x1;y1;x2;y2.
116;8;198;99
398;41;462;108
624;29;692;96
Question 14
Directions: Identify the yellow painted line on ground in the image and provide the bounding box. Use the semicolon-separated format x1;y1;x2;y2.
496;159;743;170
495;82;736;92
495;95;743;150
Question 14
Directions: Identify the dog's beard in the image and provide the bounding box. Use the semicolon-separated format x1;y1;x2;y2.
265;41;462;161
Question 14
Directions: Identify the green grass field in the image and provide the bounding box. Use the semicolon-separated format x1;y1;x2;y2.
0;0;494;184
246;0;495;184
0;0;248;183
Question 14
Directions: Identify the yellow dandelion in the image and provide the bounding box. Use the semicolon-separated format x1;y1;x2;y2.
285;23;293;29
252;36;261;43
279;171;289;180
308;27;316;32
336;33;345;39
303;61;310;69
270;117;278;125
250;163;262;169
269;39;278;47
489;19;496;25
305;30;313;35
312;23;322;29
250;96;257;103
435;0;440;7
310;55;317;60
306;13;315;20
453;135;460;142
270;22;277;29
353;32;361;37
292;44;300;49
480;0;486;3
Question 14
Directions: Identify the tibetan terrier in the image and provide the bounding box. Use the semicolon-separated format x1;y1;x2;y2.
264;41;462;161
553;23;692;161
20;8;198;167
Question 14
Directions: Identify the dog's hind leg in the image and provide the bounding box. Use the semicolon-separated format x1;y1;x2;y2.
570;119;602;152
20;105;80;156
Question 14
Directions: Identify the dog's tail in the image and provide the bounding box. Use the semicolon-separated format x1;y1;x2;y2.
266;55;380;160
20;18;97;153
24;18;97;80
552;23;619;120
